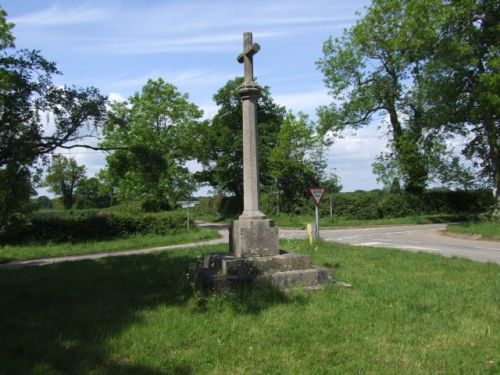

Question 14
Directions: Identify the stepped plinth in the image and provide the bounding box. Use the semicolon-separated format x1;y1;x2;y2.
198;250;333;292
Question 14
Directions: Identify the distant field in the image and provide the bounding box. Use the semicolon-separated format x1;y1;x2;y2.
1;240;498;373
0;228;219;263
447;222;500;240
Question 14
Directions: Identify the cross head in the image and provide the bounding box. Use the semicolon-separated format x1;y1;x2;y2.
237;32;260;83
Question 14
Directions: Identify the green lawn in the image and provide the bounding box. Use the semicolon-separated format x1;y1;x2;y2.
1;240;498;374
0;228;220;263
447;222;500;240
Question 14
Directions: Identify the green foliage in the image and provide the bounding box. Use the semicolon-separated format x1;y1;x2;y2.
323;190;494;220
320;172;342;194
0;7;105;227
43;155;86;209
0;8;13;49
0;210;190;244
423;0;500;200
193;77;285;206
194;190;494;221
267;112;326;213
74;177;111;209
101;79;201;210
317;0;475;193
0;165;34;228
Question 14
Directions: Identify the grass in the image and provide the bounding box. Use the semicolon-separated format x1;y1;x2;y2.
1;240;499;374
0;228;220;263
447;222;500;240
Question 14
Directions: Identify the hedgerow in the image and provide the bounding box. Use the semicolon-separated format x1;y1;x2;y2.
0;210;189;244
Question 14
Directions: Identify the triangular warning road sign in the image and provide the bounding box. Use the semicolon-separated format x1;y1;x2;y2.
309;188;325;206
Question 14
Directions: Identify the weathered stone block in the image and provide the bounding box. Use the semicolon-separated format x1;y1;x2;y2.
230;218;279;257
223;253;311;277
268;267;334;290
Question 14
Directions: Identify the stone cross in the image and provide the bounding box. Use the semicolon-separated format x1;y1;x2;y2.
237;32;260;83
237;32;265;220
229;32;279;258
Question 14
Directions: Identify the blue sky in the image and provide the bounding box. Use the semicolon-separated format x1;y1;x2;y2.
3;0;388;194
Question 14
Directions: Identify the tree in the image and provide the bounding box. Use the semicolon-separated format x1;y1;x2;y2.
35;196;52;210
74;177;111;209
43;155;86;209
193;77;285;207
268;112;327;213
316;0;466;193
101;79;202;210
321;172;343;194
423;0;500;200
0;7;106;226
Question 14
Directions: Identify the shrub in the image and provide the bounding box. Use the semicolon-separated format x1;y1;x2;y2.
0;210;189;244
193;189;494;220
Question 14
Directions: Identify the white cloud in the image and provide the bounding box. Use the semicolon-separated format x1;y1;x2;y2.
199;103;219;120
107;92;126;103
326;124;388;191
274;89;331;114
11;4;109;26
101;69;237;92
11;0;358;54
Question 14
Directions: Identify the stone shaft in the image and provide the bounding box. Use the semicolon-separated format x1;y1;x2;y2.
239;84;264;218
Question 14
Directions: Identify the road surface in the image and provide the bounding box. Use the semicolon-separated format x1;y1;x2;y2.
280;224;500;264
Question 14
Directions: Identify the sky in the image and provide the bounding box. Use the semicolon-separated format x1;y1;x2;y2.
2;0;391;195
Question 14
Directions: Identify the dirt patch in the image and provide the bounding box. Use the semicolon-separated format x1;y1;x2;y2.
440;230;485;241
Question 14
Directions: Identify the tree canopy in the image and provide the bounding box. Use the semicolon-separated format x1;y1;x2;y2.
193;77;286;207
317;0;480;194
0;7;106;226
268;112;327;213
100;78;202;211
43;155;86;209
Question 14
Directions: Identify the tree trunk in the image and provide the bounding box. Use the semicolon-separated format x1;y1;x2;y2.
484;117;500;203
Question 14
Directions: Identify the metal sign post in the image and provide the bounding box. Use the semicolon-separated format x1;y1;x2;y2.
309;188;325;240
176;200;199;231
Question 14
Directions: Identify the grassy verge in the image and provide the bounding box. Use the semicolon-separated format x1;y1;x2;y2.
274;213;469;228
447;222;500;240
0;228;220;263
1;240;498;373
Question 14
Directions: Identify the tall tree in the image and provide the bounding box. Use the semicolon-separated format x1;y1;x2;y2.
316;0;465;193
268;112;326;213
43;155;86;209
0;7;105;227
74;177;111;209
101;79;202;211
424;0;500;200
193;77;285;206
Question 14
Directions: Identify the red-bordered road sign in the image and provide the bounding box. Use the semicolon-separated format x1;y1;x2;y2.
309;188;325;206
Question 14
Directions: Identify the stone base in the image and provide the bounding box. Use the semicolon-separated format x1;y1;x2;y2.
196;251;334;292
230;218;279;258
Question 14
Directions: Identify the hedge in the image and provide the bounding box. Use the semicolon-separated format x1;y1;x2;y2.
194;190;495;220
0;210;190;244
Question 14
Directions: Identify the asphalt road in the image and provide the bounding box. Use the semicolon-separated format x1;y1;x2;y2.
280;224;500;264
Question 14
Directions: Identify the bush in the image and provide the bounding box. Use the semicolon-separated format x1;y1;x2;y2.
0;210;189;244
192;189;494;221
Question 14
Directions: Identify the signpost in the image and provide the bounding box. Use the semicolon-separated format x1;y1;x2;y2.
176;200;198;231
309;188;325;240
